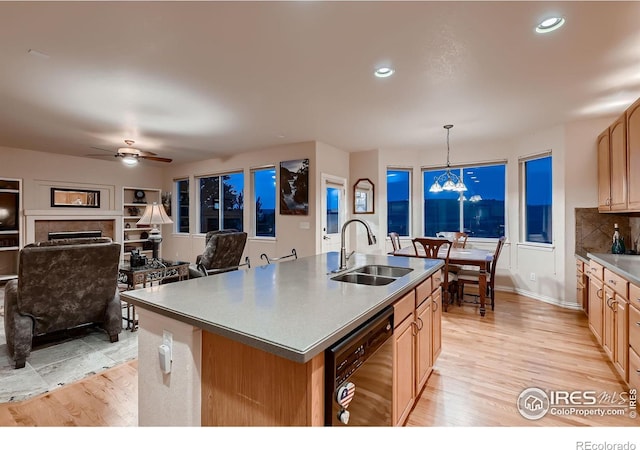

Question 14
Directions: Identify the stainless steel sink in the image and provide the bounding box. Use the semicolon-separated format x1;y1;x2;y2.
331;272;396;286
351;265;413;278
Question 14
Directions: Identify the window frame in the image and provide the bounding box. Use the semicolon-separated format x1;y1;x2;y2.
386;167;412;237
251;165;277;239
196;170;245;234
173;178;190;234
519;152;553;246
421;161;507;240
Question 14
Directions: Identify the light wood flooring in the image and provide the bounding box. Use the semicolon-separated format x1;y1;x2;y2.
0;292;636;426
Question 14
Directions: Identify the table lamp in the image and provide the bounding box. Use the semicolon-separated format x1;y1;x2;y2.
136;202;173;261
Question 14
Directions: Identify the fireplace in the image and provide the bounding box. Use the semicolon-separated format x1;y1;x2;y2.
48;230;103;240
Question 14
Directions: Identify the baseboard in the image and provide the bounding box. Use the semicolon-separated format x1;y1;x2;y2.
506;286;583;310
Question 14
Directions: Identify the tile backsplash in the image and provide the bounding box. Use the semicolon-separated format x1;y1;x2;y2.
575;207;636;257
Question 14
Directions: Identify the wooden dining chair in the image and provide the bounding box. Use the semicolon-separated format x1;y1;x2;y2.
411;237;458;311
388;232;402;252
452;232;468;249
457;236;506;311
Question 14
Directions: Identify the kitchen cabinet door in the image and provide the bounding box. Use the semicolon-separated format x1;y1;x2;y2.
597;129;612;212
627;97;640;210
609;114;628;211
432;288;442;362
393;316;415;426
613;297;628;381
589;277;604;345
603;286;615;360
415;296;432;394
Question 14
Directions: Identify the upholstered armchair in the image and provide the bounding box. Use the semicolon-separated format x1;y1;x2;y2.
191;229;250;277
3;237;122;369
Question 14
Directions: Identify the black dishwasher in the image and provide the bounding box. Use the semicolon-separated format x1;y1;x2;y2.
325;306;394;426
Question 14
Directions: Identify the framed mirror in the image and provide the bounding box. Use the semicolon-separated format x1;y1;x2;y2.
353;178;374;214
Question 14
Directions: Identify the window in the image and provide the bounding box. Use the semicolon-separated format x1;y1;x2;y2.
326;187;339;234
175;178;189;233
198;172;244;233
253;167;276;237
387;169;411;236
522;154;552;244
423;164;506;238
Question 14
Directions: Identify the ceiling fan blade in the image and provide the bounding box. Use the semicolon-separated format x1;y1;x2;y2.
138;150;158;157
140;156;172;163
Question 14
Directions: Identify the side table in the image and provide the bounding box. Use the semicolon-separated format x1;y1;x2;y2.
118;260;190;331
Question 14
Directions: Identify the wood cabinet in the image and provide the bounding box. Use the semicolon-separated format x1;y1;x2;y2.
588;260;604;344
0;177;22;281
604;268;629;381
392;273;442;426
597;94;640;212
597;129;612;211
122;186;162;262
627;284;640;391
576;258;588;314
393;304;415;426
609;114;628;211
626;97;640;210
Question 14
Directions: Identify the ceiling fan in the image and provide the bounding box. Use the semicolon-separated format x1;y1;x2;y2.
87;140;172;165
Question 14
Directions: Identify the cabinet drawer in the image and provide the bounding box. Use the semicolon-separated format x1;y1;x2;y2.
576;259;584;272
604;268;629;298
394;290;415;328
588;260;604;280
630;284;640;310
630;304;640;354
415;277;431;307
629;347;640;392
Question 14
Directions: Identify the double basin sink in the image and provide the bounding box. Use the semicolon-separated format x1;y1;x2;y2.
331;265;413;286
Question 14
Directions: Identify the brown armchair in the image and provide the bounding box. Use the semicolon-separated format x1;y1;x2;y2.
3;237;122;369
192;229;250;276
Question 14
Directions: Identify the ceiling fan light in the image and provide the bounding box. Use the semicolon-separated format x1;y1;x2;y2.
122;155;138;166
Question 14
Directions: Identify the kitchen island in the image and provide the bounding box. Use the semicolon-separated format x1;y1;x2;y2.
121;252;443;426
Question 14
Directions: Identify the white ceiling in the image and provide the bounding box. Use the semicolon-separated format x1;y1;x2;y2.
1;1;639;165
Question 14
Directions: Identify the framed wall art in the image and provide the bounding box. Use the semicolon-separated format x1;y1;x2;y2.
280;158;309;215
51;188;100;208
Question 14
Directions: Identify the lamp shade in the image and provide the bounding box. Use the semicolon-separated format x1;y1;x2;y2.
137;202;173;226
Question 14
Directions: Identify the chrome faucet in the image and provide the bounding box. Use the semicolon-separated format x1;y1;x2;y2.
337;219;377;271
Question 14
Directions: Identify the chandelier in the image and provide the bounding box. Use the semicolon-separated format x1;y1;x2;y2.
429;124;468;193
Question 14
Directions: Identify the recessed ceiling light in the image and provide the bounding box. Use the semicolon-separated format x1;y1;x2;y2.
374;67;394;78
535;17;565;34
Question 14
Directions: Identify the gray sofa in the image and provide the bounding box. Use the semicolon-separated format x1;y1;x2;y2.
3;237;122;369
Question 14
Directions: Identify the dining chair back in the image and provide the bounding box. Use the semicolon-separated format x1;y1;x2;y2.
388;232;402;252
452;232;469;249
457;236;506;311
411;237;457;311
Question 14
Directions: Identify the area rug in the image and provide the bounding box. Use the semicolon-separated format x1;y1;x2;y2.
0;287;138;403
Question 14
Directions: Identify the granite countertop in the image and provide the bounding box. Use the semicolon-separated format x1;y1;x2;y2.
586;252;640;286
121;251;443;363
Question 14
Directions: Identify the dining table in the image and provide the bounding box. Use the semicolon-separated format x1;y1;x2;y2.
392;244;494;316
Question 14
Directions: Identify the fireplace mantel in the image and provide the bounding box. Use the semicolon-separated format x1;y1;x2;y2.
24;209;122;245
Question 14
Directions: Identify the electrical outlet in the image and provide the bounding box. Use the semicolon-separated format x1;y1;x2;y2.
529;272;536;282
